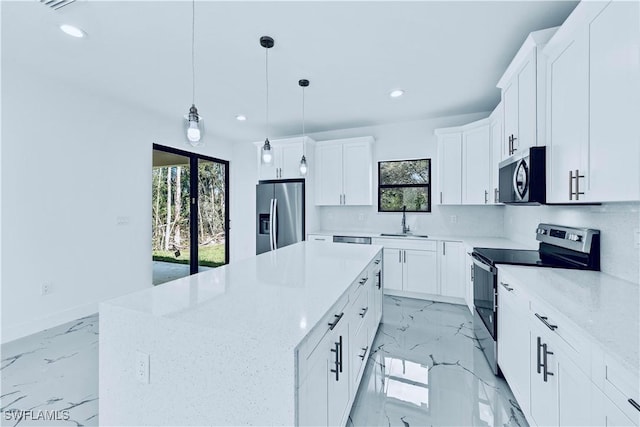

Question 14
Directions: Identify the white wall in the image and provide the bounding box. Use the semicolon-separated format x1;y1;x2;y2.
504;203;640;283
230;112;506;262
1;69;232;343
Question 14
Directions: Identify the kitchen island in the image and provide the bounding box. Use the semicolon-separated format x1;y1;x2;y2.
99;241;383;426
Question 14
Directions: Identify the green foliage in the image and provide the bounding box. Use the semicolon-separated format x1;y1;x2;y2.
379;159;430;212
152;244;226;268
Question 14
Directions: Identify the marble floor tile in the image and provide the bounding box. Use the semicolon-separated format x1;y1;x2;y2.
348;296;528;427
1;314;99;427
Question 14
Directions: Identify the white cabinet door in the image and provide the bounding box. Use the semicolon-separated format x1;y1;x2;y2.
530;323;559;427
490;104;503;203
438;132;462;204
462;125;491;205
587;1;640;202
298;337;328;426
517;53;537;153
546;28;589;204
503;81;518;157
439;241;465;299
315;144;343;205
383;248;403;291
279;143;304;180
327;318;350;427
404;249;437;295
558;354;595;426
497;280;531;415
465;252;474;314
342;141;372;206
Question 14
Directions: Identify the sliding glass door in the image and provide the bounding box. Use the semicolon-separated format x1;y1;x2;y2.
152;144;229;285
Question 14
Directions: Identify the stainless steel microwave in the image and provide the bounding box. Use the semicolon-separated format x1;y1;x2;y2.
498;146;546;204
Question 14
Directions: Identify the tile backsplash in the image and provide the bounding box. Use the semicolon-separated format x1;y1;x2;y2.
504;203;640;283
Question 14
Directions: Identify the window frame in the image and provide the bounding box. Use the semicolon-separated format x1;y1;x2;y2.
377;158;432;213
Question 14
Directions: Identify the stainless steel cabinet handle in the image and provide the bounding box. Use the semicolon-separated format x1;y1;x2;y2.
628;399;640;412
376;270;382;289
543;343;554;382
374;259;381;265
328;312;344;330
403;250;407;263
398;250;402;263
575;169;585;200
484;190;488;204
330;340;340;381
535;313;558;331
494;188;499;203
358;277;369;286
338;335;343;373
359;306;368;318
440;192;443;204
569;170;575;200
500;282;514;292
359;346;369;360
470;265;474;281
443;242;446;256
537;336;543;374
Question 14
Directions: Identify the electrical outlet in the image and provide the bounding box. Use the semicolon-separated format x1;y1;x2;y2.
135;351;150;384
116;216;130;225
635;229;640;248
41;283;52;296
450;215;458;224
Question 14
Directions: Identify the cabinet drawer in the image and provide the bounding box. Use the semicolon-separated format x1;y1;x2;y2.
296;296;349;383
307;234;332;242
604;355;640;426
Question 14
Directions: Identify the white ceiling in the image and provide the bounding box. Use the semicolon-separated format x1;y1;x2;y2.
3;0;579;143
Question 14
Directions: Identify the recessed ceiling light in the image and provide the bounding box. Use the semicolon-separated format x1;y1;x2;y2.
389;89;405;98
60;24;85;38
236;115;247;121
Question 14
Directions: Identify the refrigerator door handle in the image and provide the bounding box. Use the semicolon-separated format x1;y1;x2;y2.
273;198;278;250
269;198;274;251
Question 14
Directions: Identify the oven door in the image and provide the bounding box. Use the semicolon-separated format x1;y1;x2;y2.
472;254;497;339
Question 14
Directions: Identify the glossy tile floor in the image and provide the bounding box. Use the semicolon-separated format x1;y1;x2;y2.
1;314;99;426
348;296;528;427
1;297;526;426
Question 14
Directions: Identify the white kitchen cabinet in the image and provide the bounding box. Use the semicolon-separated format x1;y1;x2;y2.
404;249;438;295
436;131;462;205
307;233;333;242
489;103;503;204
256;137;313;181
326;316;350;427
544;1;640;203
462;121;491;204
298;337;328;426
587;0;640;202
497;275;531;415
438;241;465;299
529;318;559;427
436;118;492;206
315;137;373;206
377;239;437;296
558;354;596;426
465;250;474;314
497;28;557;157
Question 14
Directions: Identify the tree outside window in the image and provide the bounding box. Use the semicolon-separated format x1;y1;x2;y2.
378;159;431;212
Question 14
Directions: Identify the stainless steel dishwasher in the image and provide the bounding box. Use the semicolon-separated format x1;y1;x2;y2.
332;235;372;244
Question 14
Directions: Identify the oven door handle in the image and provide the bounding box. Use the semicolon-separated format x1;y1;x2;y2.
471;254;497;274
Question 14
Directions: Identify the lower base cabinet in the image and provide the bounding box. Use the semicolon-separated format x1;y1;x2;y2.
297;254;382;426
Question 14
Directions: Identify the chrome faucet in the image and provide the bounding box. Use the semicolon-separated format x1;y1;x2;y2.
401;206;410;234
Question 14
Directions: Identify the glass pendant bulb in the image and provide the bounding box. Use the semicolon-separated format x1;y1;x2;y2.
185;104;202;145
299;155;308;175
262;138;272;163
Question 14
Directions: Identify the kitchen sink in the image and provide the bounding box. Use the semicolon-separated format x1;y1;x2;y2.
379;233;429;238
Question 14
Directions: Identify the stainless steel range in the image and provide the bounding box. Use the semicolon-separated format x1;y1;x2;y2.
471;224;600;375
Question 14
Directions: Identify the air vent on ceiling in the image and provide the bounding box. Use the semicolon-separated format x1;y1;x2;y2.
39;0;76;11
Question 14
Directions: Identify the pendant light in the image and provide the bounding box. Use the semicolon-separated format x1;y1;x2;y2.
260;36;274;163
184;0;203;146
298;79;309;176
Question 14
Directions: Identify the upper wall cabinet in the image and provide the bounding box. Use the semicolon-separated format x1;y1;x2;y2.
255;136;315;181
544;1;640;203
497;28;558;160
315;136;373;206
436;118;494;205
489;102;504;204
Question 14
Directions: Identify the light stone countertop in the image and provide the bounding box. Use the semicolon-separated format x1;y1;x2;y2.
99;241;382;426
498;265;639;377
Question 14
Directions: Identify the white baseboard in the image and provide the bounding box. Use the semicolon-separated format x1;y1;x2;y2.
2;302;98;344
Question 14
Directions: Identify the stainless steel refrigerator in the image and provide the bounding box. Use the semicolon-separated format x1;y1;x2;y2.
256;180;305;255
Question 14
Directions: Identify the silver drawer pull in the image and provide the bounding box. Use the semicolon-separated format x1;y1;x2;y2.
328;312;344;330
359;346;369;360
359;307;369;318
359;277;368;286
500;282;514;292
535;313;558;331
629;399;640;412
